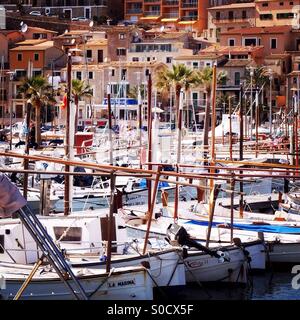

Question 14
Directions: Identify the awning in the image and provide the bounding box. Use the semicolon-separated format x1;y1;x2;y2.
140;16;161;21
161;18;179;22
178;20;197;25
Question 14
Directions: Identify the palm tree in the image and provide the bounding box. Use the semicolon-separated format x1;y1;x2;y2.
127;85;147;100
196;67;227;157
155;63;199;124
72;79;93;133
18;76;55;147
245;66;270;89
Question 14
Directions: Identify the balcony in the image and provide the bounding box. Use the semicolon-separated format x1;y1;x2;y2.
162;12;180;18
212;17;251;24
143;11;161;17
181;15;198;21
181;1;198;8
126;8;143;14
163;0;179;5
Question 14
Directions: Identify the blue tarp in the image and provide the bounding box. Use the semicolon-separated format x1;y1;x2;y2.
185;220;300;234
139;179;169;189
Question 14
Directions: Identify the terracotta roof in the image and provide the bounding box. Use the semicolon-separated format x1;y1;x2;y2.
10;41;55;51
265;54;291;59
84;39;108;46
222;59;252;67
175;53;224;60
202;45;264;54
16;39;47;46
27;27;58;34
221;25;292;35
209;2;255;10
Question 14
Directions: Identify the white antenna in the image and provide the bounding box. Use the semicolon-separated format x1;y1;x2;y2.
89;20;94;28
21;24;28;33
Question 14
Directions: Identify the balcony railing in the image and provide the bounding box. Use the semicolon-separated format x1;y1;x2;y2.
144;11;161;16
212;17;250;23
162;12;179;18
144;0;161;2
181;1;198;8
181;15;198;21
127;8;143;14
163;0;179;5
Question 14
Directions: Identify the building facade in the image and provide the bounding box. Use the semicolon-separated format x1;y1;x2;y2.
124;0;210;33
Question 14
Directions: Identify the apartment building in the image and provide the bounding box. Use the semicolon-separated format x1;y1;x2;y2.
124;0;210;33
9;40;66;121
206;2;256;42
4;1;108;20
61;61;164;125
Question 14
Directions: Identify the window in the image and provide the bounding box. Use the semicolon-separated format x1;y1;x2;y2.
229;38;235;46
271;38;277;49
244;38;257;46
119;33;126;40
53;227;82;242
262;2;268;6
216;11;220;20
33;70;42;77
111;69;115;77
89;71;93;80
277;12;295;19
17;53;22;61
166;57;172;63
280;2;284;5
132;57;139;62
86;50;92;58
121;69;127;79
116;48;126;56
290;1;294;5
0;235;4;254
260;14;273;20
34;53;39;61
228;11;234;20
76;71;82;80
242;11;247;19
234;72;240;86
192;61;199;69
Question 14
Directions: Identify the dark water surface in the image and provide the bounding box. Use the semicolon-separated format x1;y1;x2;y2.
170;272;300;300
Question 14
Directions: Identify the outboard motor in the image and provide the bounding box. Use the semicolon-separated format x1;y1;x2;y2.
166;223;229;262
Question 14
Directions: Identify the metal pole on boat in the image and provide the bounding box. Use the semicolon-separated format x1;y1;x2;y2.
147;73;153;214
106;173;116;273
23;100;32;200
138;87;143;169
229;96;233;161
230;173;235;242
64;53;72;216
255;89;259;158
143;166;162;255
107;85;113;165
174;89;184;220
239;84;244;219
13;257;44;300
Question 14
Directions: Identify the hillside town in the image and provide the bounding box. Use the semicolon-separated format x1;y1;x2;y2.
1;0;300;303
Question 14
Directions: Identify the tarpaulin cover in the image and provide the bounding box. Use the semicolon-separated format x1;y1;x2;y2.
185;219;300;234
0;174;27;218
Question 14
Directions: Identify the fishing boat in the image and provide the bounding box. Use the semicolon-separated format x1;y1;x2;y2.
0;262;153;300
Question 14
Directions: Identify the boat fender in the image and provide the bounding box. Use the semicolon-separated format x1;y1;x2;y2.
99;254;107;262
140;261;151;269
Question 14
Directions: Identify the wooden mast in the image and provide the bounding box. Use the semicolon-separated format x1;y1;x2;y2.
206;63;217;247
64;53;72;216
23;100;32;200
147;73;153;214
174;89;184;220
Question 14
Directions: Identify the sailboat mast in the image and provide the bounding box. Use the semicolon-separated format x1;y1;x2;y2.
147;73;152;213
64;53;72;216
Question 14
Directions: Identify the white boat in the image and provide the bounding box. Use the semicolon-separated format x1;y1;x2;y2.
0;262;153;300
